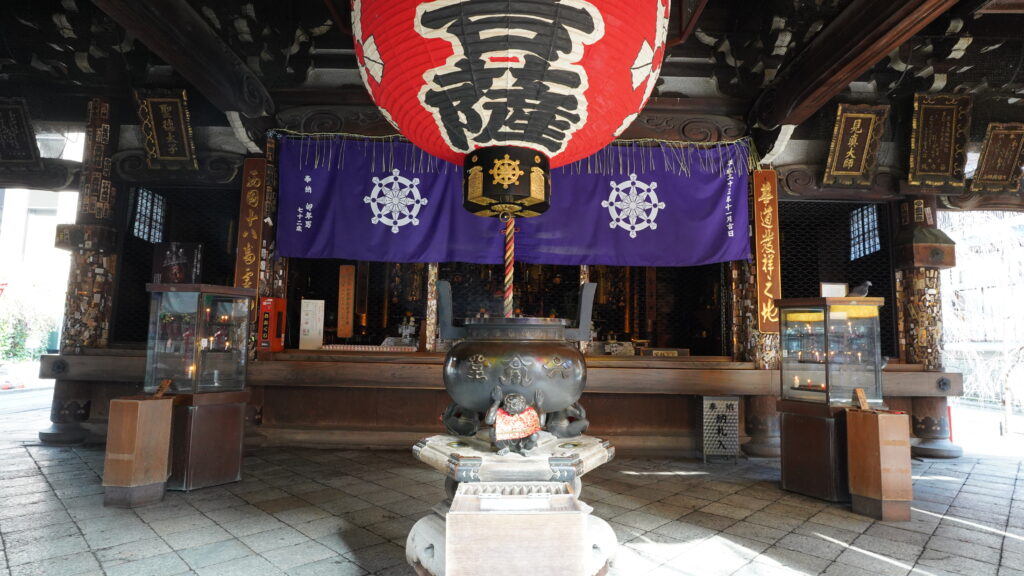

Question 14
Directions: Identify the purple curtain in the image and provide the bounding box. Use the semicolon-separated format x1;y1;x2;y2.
277;136;750;266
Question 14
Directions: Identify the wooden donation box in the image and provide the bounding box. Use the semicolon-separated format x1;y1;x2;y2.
846;408;912;520
102;396;173;507
145;283;255;491
776;297;885;502
447;482;588;576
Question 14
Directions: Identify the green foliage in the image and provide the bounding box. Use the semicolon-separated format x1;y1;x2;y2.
0;295;55;361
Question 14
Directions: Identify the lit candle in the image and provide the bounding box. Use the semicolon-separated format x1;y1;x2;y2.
225;341;231;350
187;364;195;379
793;376;800;387
857;352;862;362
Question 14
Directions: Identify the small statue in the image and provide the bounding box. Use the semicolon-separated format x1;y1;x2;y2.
398;315;417;343
441;403;481;437
486;386;542;455
545;401;590;438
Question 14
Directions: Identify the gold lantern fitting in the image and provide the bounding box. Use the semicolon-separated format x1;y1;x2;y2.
463;146;550;218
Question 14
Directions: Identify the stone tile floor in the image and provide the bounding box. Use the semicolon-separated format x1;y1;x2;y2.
2;407;1024;576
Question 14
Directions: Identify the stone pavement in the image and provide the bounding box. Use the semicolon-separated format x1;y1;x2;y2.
1;405;1023;576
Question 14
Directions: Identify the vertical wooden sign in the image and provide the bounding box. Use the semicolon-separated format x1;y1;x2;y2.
908;93;971;188
0;98;40;166
233;158;266;290
337;265;355;338
133;88;198;169
753;169;781;333
971;123;1024;193
823;103;889;186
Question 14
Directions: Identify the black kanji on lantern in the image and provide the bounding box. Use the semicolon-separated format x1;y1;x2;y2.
417;0;602;155
463;146;550;218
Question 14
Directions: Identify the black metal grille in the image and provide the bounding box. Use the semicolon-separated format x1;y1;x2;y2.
131;188;164;243
780;201;897;358
111;187;240;344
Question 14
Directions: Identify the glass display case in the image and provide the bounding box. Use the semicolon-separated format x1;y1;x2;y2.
145;284;256;394
779;297;884;405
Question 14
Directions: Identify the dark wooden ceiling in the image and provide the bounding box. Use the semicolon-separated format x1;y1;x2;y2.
2;0;1023;202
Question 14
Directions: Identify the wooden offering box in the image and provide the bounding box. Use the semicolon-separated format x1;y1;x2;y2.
846;408;912;520
102;396;173;507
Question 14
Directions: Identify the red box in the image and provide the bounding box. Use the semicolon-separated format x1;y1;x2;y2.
259;298;286;351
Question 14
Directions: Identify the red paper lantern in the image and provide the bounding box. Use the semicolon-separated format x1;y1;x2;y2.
352;0;670;170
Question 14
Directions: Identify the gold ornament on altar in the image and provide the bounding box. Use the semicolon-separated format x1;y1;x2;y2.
463;146;550;219
489;155;524;189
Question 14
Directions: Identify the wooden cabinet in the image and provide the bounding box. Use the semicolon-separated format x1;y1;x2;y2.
102;396;173;507
846;409;912;520
167;390;248;491
778;399;849;502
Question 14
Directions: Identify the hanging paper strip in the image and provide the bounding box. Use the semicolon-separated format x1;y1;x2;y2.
752;169;781;333
277;136;750;267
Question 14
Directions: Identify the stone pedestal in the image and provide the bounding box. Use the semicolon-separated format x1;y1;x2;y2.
742;395;781;458
911;396;962;458
407;433;617;576
38;380;92;444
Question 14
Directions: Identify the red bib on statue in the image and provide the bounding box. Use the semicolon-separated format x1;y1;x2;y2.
494;407;542;441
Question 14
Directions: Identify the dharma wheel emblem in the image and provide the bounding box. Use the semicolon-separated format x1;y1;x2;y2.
499;355;534;387
603;173;665;238
364;169;428;233
489;155;524;189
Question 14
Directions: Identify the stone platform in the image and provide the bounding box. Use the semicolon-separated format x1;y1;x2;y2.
412;431;615;488
407;433;617;575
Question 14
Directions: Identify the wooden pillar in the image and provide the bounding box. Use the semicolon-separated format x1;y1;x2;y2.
258;137;287;302
42;98;121;444
732;260;781;457
425;263;439;352
894;195;961;458
578;265;590;355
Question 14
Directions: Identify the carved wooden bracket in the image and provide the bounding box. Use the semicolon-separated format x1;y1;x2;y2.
943;192;1024;212
276;106;399;136
0;158;80;191
277;105;746;144
113;150;244;187
777;164;902;201
619;112;746;142
93;0;273;118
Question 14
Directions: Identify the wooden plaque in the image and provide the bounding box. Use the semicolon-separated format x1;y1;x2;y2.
971;123;1024;193
337;265;356;338
134;88;198;169
753;169;781;333
0;98;40;166
233;158;267;291
823;104;888;186
908;93;971;188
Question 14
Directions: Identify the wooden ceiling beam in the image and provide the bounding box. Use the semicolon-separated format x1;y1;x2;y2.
92;0;273;118
752;0;959;129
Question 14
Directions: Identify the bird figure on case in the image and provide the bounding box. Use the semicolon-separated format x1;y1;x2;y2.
848;281;872;297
